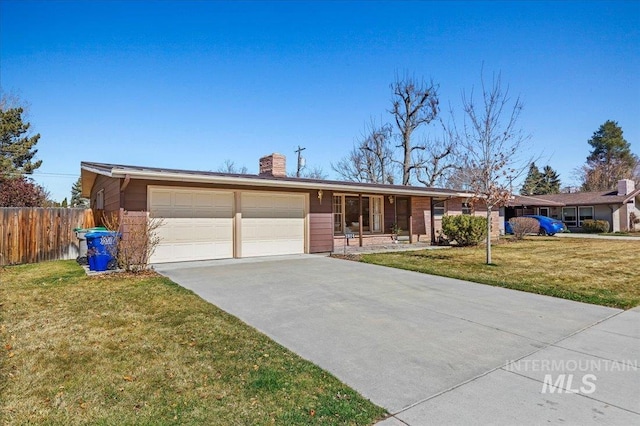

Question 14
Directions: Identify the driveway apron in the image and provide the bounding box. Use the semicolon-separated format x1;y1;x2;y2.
155;255;638;425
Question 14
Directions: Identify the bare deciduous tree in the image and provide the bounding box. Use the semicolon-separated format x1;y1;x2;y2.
390;75;440;185
217;159;248;174
576;158;640;192
300;166;328;180
414;122;459;187
454;71;529;264
332;122;396;183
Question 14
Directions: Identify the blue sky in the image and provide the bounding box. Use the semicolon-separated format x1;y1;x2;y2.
1;0;638;201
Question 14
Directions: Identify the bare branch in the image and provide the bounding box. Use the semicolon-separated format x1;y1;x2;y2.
217;159;248;174
332;120;396;184
389;73;440;185
452;70;531;264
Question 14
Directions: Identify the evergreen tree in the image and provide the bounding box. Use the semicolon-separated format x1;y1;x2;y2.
520;163;542;195
70;177;89;207
0;106;42;176
539;165;561;194
580;120;638;191
61;197;68;208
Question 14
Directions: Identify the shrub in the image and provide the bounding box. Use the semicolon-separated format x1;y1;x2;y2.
441;215;487;246
509;217;540;240
630;212;639;230
581;219;610;233
103;210;164;272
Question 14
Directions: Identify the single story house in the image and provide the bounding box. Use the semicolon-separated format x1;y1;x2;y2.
81;153;499;263
504;179;640;233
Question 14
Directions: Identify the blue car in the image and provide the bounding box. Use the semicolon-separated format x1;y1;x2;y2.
505;215;566;236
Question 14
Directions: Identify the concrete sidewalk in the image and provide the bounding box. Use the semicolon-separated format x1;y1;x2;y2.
379;306;640;425
156;255;639;425
556;233;640;241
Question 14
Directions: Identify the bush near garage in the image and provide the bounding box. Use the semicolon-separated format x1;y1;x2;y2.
581;219;610;233
509;217;540;240
441;215;487;246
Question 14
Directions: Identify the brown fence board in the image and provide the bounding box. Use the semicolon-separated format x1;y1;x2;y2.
0;208;92;266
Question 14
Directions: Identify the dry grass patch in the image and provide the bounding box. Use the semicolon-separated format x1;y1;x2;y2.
0;261;385;425
360;237;640;309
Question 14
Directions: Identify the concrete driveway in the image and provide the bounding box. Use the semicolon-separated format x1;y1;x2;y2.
155;255;640;425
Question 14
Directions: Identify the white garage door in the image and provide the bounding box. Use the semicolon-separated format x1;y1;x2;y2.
149;187;234;263
241;192;305;257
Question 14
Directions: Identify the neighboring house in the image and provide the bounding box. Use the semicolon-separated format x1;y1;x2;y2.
504;179;640;233
80;153;499;263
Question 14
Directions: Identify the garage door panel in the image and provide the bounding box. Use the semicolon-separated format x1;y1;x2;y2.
240;193;305;257
151;189;305;262
242;219;303;239
157;219;233;243
242;240;304;258
152;191;172;207
153;241;232;263
173;192;193;207
150;188;233;263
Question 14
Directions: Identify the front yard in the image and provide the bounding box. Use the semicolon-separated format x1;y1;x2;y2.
360;237;640;309
0;261;385;425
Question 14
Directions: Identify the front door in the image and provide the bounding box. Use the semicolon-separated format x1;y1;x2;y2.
395;197;410;235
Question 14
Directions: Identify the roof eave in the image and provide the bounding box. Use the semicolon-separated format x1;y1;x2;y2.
103;168;473;198
623;188;640;203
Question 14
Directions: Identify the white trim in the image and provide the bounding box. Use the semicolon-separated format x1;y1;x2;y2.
577;206;594;226
333;194;384;235
562;206;577;227
433;199;446;217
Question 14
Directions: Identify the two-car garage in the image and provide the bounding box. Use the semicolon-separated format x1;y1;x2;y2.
148;186;306;263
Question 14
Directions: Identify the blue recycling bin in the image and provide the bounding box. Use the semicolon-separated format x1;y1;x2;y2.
74;226;107;264
86;231;120;271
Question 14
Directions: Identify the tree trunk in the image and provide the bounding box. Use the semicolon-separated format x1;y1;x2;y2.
403;133;411;185
486;207;492;264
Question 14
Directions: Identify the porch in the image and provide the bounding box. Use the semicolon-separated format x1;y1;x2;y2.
331;236;439;255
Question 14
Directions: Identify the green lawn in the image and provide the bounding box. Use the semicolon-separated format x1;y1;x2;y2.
359;237;640;309
0;261;386;425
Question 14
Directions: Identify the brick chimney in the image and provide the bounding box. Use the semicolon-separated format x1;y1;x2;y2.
259;153;287;177
617;179;635;196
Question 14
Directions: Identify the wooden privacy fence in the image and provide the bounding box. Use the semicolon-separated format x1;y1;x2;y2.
0;208;95;266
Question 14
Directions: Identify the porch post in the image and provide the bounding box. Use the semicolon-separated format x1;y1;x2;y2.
359;194;363;247
408;197;413;243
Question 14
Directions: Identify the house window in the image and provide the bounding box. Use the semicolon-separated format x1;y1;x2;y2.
562;207;577;227
372;196;383;231
539;207;550;217
96;189;104;210
578;206;594;226
461;202;472;215
333;195;383;235
333;196;343;233
433;200;446;217
345;196;364;231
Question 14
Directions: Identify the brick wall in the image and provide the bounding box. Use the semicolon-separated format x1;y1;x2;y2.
411;197;431;243
333;234;396;249
259;153;287;177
